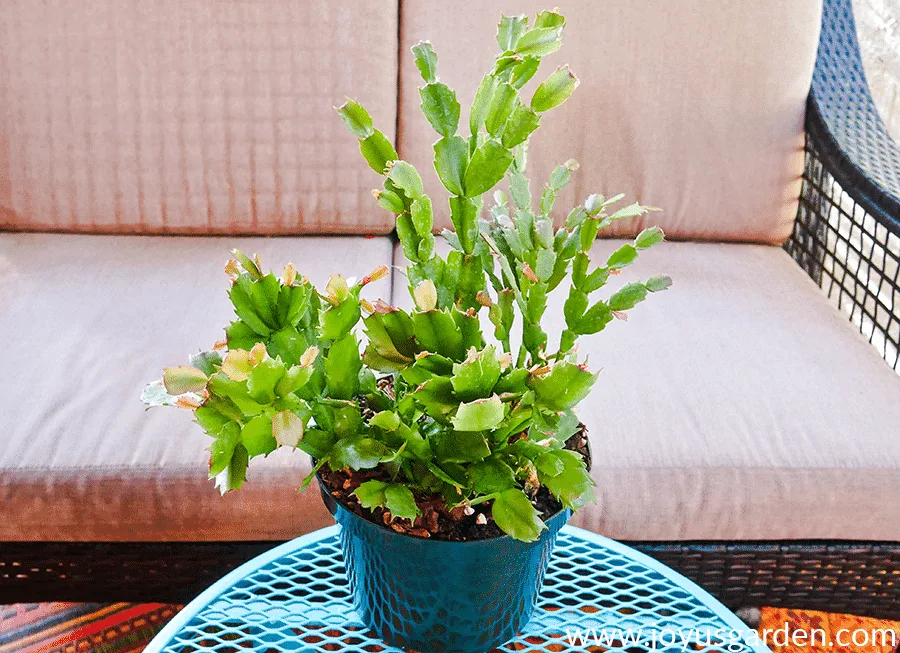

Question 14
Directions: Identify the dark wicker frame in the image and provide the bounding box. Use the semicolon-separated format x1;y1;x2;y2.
2;540;899;620
785;0;900;370
3;0;899;621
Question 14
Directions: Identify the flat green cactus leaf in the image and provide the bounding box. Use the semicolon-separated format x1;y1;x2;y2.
324;334;361;400
296;427;336;459
464;139;514;197
433;135;467;195
420;82;460;138
241;414;277;457
514;26;563;58
451;345;502;402
497;14;528;51
353;479;389;510
491;487;546;541
635;225;666;249
213;442;249;495
451;395;505;432
412;310;464;360
432;429;491;464
538;449;595;509
531;65;579;112
411;41;438;83
320;293;361;341
189;351;223;376
607;243;638;270
246;356;285;404
388;161;425;200
413;376;457;423
469;457;518;494
330;437;389;470
208;422;241;477
384;484;421;521
529;362;598;411
359;130;398;175
608;282;649;312
336;100;374;139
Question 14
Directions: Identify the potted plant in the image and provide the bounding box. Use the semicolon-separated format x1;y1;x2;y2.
143;9;670;653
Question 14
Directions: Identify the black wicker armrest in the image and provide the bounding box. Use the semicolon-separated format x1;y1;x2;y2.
787;0;900;370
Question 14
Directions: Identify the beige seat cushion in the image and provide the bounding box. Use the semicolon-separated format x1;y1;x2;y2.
0;234;394;541
393;241;900;540
398;1;821;244
0;0;397;236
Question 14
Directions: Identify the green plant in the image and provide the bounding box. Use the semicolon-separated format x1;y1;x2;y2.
143;9;670;542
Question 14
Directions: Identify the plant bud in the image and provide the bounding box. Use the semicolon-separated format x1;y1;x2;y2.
363;265;389;285
213;339;227;351
230;249;263;279
360;298;375;314
498;352;513;370
584;193;604;215
249;342;267;366
374;189;406;213
326;274;351;303
521;263;539;283
413;279;438;312
283;263;297;286
224;258;240;280
300;346;319;368
373;299;395;314
476;291;492;308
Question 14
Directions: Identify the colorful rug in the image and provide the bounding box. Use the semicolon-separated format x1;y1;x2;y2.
0;603;180;653
1;603;898;652
759;608;900;653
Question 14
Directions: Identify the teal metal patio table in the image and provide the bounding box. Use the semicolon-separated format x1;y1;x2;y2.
144;525;768;653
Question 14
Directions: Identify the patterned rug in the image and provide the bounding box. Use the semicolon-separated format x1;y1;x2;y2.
759;608;900;653
1;603;898;652
0;603;180;653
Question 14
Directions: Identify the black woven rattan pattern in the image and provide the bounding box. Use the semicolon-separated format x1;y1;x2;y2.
3;541;899;619
785;0;900;371
787;128;900;370
808;0;900;214
635;542;900;621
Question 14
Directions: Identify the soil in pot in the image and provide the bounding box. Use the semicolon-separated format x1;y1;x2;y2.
316;425;591;542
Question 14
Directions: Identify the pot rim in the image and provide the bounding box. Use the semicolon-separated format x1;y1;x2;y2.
316;473;574;546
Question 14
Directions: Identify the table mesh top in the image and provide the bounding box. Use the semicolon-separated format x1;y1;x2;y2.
148;526;764;653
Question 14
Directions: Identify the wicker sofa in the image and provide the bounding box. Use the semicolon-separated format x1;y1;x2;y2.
1;0;898;617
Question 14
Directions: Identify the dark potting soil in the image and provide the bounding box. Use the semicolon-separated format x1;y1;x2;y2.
317;424;591;542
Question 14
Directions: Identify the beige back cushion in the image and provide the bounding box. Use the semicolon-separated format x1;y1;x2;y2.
0;1;397;235
399;1;822;244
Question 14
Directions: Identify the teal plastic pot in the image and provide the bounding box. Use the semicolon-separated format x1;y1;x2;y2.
319;484;570;653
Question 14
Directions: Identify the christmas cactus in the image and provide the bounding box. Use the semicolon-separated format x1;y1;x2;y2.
143;9;670;542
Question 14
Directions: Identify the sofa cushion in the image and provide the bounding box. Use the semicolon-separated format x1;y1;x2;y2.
398;1;821;244
0;234;394;541
0;0;397;236
392;241;900;540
